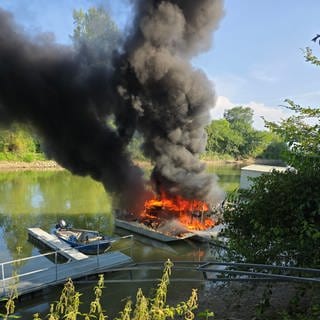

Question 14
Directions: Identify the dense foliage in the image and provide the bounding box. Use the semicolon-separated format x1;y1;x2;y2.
205;106;286;159
2;260;204;320
0;124;44;161
265;99;320;171
223;168;320;266
71;7;120;67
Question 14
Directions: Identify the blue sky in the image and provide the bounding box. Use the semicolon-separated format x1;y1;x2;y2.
1;0;319;129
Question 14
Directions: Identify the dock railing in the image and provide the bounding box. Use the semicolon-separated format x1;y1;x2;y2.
1;251;59;297
110;234;134;258
0;234;134;297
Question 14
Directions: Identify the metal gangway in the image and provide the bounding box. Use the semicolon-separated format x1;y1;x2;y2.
0;234;134;299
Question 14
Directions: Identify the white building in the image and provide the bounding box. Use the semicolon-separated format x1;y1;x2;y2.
239;164;289;189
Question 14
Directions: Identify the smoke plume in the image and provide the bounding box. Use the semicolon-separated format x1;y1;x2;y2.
0;1;225;210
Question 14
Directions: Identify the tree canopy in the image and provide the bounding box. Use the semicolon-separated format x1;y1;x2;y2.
205;106;286;160
265;99;320;171
71;7;120;66
224;106;254;127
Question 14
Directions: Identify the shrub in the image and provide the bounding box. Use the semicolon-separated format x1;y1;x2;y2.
223;168;320;267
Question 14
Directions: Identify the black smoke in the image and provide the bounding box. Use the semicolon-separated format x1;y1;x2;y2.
0;1;225;210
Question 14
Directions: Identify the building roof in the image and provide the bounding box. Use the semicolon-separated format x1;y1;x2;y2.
241;164;288;173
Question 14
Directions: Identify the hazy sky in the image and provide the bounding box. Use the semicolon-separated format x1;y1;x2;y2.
1;0;319;129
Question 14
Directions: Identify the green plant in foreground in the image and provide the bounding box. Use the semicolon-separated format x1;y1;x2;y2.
0;297;19;320
197;309;215;319
0;246;23;319
115;259;199;320
0;275;20;320
26;259;203;319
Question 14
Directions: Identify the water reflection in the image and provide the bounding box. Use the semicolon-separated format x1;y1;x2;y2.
0;164;241;262
206;162;241;194
0;164;241;318
0;170;114;263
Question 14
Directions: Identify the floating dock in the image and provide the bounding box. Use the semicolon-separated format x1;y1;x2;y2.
28;227;88;260
115;218;195;242
0;228;133;299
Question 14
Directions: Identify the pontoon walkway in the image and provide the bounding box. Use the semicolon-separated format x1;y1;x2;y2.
1;228;133;299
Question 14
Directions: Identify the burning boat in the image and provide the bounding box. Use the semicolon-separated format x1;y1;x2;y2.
115;191;217;242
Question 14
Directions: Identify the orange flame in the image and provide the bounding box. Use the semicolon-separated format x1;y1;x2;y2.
140;192;215;231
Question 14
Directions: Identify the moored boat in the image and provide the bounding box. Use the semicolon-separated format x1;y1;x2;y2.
54;220;113;255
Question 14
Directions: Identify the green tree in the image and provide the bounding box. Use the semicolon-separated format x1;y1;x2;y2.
0;124;43;161
265;99;320;171
205;119;243;156
304;46;320;66
71;7;120;67
71;7;149;160
222;106;287;159
264;47;320;170
256;131;287;160
224;106;261;158
224;106;254;127
127;132;146;161
223;46;320;267
205;107;285;160
223;169;320;267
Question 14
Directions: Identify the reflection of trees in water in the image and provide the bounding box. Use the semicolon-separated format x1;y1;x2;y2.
1;214;33;262
206;164;241;194
0;170;114;260
0;170;113;214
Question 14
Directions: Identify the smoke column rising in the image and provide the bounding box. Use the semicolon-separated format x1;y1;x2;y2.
120;0;225;204
0;8;145;209
0;1;225;210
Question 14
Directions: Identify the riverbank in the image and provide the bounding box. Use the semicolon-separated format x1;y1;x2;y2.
0;160;153;171
0;160;63;170
0;159;237;172
0;158;283;171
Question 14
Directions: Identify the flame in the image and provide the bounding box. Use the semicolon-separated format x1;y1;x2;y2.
140;191;215;231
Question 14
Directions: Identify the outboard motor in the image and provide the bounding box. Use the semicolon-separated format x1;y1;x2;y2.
56;219;67;229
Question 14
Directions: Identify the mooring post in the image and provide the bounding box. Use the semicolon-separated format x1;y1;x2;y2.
55;251;58;281
130;235;133;259
1;263;6;296
97;242;100;267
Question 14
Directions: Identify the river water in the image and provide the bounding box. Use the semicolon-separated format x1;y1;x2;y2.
0;163;241;318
